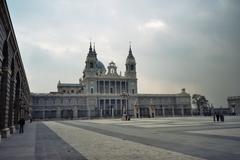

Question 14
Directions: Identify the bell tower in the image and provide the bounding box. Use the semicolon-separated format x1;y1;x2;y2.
125;44;136;78
83;42;98;78
125;44;137;94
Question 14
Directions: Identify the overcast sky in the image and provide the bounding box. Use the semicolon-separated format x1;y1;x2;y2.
7;0;240;107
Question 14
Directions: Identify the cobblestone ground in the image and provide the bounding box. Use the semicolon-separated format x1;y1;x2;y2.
44;121;204;160
0;116;240;160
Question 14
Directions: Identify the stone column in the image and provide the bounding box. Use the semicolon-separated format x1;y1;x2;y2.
103;81;105;94
100;108;103;118
172;107;175;117
109;98;111;116
134;105;140;118
103;99;106;117
88;108;91;119
97;81;99;94
153;106;156;117
112;107;114;118
108;80;110;94
57;107;61;119
120;81;122;93
125;81;127;92
120;99;123;115
0;67;11;138
149;106;152;118
149;105;155;118
162;106;165;117
73;107;78;119
8;78;16;134
42;110;45;120
122;100;126;114
181;106;184;116
114;80;116;94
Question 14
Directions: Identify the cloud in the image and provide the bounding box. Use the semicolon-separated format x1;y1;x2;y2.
138;19;168;33
7;0;240;107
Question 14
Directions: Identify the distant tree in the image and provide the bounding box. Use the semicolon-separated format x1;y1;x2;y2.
192;94;209;115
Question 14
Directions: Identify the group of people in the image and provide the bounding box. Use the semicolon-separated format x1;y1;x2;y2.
213;113;224;122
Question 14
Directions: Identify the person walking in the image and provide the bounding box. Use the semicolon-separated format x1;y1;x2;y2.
19;118;25;134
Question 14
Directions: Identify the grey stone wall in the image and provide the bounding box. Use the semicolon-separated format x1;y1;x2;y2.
0;0;30;138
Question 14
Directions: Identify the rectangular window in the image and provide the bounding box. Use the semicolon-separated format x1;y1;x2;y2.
90;62;94;68
131;64;135;71
121;81;125;91
110;88;113;94
132;89;135;94
97;81;99;93
91;88;94;94
100;81;104;93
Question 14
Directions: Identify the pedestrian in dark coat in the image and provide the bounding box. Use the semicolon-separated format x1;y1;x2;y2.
216;114;219;122
19;118;25;134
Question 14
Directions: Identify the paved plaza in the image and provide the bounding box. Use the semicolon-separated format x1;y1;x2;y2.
0;116;240;160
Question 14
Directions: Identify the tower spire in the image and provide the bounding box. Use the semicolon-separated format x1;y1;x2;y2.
89;41;92;52
129;41;133;56
93;42;96;53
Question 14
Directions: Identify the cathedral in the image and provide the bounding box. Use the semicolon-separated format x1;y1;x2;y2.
31;43;192;119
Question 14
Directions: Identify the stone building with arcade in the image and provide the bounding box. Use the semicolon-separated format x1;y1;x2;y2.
0;0;31;140
31;43;192;120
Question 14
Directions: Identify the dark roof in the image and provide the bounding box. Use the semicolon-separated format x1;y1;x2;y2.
96;60;106;70
58;83;81;87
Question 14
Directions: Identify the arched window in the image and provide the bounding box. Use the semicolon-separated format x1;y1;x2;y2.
130;64;135;71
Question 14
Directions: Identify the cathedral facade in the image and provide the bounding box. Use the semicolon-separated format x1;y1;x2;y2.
31;43;192;119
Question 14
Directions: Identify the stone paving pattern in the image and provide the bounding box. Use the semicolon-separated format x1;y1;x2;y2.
0;116;240;160
45;121;203;160
0;122;86;160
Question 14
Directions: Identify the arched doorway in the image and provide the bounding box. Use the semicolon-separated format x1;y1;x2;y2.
140;107;149;118
61;109;73;119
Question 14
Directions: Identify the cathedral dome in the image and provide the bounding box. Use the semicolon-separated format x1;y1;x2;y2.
96;60;106;74
96;60;105;69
